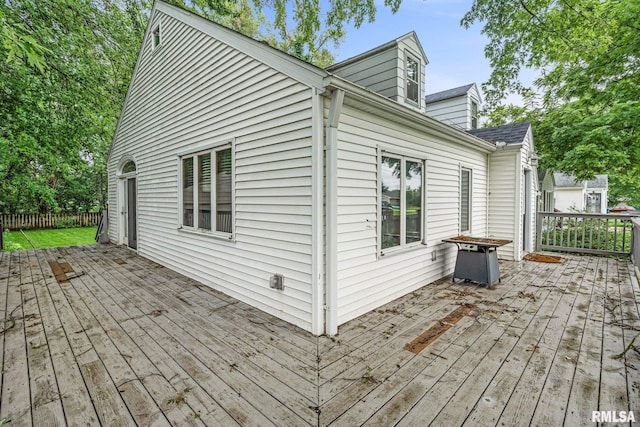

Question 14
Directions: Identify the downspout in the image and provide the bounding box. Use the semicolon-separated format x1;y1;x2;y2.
514;151;523;260
486;152;491;237
325;89;345;336
311;88;324;335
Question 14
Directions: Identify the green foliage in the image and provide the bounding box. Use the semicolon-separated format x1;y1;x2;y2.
2;0;404;215
467;0;640;206
0;0;147;213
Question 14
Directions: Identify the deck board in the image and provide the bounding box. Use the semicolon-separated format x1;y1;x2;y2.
1;244;638;427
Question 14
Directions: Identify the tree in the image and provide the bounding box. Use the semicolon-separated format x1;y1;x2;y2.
1;0;412;214
0;0;147;213
463;0;640;205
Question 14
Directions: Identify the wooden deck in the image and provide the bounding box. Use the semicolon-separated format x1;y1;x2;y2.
1;244;638;426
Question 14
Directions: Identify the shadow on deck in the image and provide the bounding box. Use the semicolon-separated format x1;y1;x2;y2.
1;244;638;426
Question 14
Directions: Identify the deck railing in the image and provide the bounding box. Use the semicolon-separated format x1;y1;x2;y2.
536;212;638;257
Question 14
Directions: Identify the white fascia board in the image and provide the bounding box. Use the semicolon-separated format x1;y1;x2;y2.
156;1;327;89
397;31;429;65
328;31;429;71
494;143;524;152
323;75;497;153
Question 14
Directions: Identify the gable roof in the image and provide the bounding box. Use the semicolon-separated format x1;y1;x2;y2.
425;83;475;103
467;121;531;146
109;1;497;161
326;32;428;71
554;173;608;189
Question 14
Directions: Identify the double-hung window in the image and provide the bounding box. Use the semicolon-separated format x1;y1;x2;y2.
181;143;233;236
460;168;471;233
406;55;420;105
471;101;478;130
380;154;424;252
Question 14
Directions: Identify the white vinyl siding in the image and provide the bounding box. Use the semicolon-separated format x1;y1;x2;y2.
329;49;399;100
487;128;537;261
425;85;481;131
488;149;518;260
107;10;316;331
333;102;489;326
328;34;425;112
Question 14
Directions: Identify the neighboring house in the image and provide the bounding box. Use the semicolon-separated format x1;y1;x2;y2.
425;83;482;130
538;169;556;212
107;1;536;335
553;173;608;213
468;122;539;260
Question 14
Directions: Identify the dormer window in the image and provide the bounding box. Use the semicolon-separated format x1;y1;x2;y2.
471;100;478;130
406;55;420;105
152;24;161;50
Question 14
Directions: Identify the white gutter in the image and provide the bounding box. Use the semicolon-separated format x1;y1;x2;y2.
325;88;345;336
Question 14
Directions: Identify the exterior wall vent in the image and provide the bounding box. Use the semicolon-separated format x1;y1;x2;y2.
270;274;284;290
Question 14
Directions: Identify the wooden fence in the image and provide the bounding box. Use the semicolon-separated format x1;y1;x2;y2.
1;212;101;230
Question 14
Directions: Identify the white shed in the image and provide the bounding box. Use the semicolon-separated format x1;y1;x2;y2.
107;0;534;335
553;173;608;213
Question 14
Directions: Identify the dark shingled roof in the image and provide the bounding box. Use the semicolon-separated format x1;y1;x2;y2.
467;121;531;146
554;173;608;189
425;83;475;103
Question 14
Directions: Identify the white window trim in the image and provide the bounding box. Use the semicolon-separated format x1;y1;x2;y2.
460;166;472;234
151;21;162;52
404;52;421;107
116;155;138;247
470;100;479;130
177;139;235;241
378;147;426;257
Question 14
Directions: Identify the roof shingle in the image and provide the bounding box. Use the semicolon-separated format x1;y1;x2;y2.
467;122;531;146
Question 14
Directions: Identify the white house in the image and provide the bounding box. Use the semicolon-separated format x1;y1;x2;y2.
554;173;608;213
107;1;536;335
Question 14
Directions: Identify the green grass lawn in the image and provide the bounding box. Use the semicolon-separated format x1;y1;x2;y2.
2;227;97;251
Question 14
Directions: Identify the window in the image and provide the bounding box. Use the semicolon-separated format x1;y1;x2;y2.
460;168;471;233
381;154;423;251
152;24;161;50
181;144;233;235
406;56;420;105
121;160;136;174
471;101;479;130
